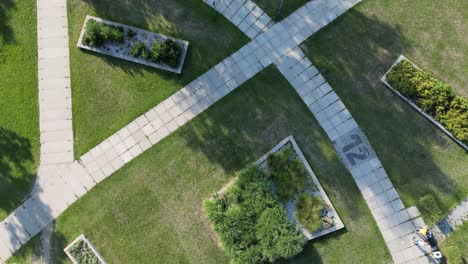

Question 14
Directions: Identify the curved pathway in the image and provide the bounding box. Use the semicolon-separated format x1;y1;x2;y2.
0;0;453;263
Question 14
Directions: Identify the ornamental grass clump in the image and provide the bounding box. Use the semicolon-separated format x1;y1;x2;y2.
267;147;306;201
295;193;325;232
204;165;305;264
386;60;467;144
69;239;100;264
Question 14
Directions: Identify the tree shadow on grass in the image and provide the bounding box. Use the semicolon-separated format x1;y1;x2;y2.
302;8;467;221
176;66;385;262
72;0;246;85
174;9;464;262
0;0;16;44
78;48;180;81
0;127;35;217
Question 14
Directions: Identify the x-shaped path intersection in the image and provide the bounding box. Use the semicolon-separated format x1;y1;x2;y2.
0;0;433;263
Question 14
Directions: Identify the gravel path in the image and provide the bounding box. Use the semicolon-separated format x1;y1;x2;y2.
432;198;468;241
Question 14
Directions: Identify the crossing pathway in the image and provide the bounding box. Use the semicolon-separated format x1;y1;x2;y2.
0;0;436;263
204;0;433;263
276;47;430;264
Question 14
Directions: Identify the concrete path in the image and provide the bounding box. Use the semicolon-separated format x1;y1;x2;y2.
37;0;74;165
207;0;274;38
0;0;445;263
204;0;434;263
0;0;92;262
276;47;431;264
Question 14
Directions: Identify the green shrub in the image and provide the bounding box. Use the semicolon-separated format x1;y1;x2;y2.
386;60;467;145
130;42;147;57
267;147;306;201
126;28;136;38
151;40;162;62
256;206;305;262
204;165;305;264
141;47;152;60
159;39;182;68
82;19;124;47
295;193;325;232
444;245;463;264
438;96;468;143
417;194;443;224
69;239;100;264
82;20;106;47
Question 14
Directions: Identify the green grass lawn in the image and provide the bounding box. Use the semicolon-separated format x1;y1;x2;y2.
6;67;390;263
302;0;468;225
439;223;468;263
68;0;249;157
5;236;40;264
0;0;39;221
253;0;308;21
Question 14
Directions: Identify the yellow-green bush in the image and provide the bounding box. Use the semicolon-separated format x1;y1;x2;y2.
386;60;467;144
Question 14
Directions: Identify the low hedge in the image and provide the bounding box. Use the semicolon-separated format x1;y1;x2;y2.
130;39;182;68
204;165;305;264
82;19;124;47
386;60;468;144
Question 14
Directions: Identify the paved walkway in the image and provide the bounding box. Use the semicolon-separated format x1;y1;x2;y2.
205;0;434;263
0;0;91;261
0;0;442;263
276;47;430;264
207;0;274;38
37;0;74;165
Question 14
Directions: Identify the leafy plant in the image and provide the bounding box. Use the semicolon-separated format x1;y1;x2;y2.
126;28;136;38
130;42;147;57
204;165;305;264
82;19;124;47
256;206;305;262
386;60;467;144
141;47;152;60
295;193;325;232
69;239;100;264
267;147;306;201
417;194;443;224
151;40;162;62
159;39;182;68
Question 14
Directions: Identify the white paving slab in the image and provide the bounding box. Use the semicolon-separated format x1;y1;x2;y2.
37;0;74;166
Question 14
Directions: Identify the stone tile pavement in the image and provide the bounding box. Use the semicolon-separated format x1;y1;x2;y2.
0;0;87;261
204;0;274;38
37;0;74;166
273;34;432;264
203;0;436;263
